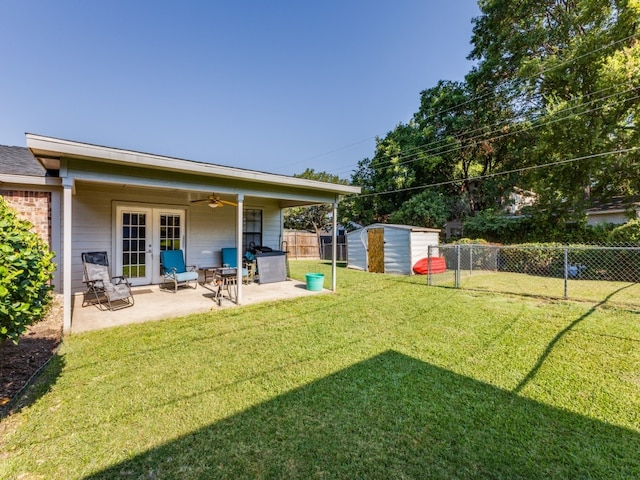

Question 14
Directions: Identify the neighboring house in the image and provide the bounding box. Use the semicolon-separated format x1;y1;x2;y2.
2;134;360;332
444;187;537;239
585;196;640;226
503;187;537;215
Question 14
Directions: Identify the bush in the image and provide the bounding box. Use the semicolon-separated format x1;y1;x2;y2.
497;243;565;277
0;197;55;344
609;219;640;245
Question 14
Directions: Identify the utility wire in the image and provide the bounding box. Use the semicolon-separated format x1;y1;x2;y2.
354;147;640;199
305;32;639;175
333;84;640;175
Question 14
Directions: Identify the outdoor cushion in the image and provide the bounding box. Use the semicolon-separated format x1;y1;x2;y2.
160;249;198;292
173;271;199;283
221;247;249;278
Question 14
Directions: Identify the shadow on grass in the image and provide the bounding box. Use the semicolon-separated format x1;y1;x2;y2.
85;350;639;479
514;283;636;394
0;350;65;419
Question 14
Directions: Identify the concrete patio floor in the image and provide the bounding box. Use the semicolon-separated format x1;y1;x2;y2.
71;279;327;334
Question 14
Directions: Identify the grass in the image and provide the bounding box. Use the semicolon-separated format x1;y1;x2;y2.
1;260;639;479
431;269;640;306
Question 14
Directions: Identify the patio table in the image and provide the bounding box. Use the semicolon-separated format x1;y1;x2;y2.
213;267;238;306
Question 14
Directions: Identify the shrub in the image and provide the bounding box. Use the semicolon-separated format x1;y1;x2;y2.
497;243;565;277
609;219;640;245
0;197;55;344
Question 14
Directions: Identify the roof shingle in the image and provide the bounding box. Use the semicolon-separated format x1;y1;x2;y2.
0;145;46;177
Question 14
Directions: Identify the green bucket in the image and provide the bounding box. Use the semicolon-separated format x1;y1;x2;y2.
305;273;325;291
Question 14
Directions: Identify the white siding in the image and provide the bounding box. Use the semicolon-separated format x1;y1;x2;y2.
383;227;411;274
347;224;441;275
586;211;627;226
346;228;367;271
409;230;440;272
70;183;285;293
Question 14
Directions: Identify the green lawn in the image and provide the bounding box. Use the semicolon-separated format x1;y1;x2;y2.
431;269;640;307
2;261;639;479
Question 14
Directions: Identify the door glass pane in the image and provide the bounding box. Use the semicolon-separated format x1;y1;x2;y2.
160;214;182;251
122;212;147;278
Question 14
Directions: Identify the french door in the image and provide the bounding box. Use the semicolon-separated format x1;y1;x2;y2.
115;205;186;286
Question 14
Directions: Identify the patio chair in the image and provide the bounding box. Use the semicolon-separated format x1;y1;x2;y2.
160;249;199;292
81;251;134;311
221;247;252;283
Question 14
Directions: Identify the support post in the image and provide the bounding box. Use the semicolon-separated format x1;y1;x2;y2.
62;180;73;333
427;245;432;286
563;246;568;299
455;245;461;288
331;201;338;291
236;194;244;304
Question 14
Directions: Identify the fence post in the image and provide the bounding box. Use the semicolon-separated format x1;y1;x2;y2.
455;245;461;288
427;245;432;286
563;246;568;299
469;244;473;276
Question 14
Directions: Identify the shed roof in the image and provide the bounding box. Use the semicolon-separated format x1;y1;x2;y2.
347;223;441;235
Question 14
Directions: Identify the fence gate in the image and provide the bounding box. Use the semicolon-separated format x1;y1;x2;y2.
368;227;385;273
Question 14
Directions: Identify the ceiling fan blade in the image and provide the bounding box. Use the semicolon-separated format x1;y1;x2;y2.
191;199;211;205
220;200;238;206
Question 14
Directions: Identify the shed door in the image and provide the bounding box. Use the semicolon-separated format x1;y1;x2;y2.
367;228;385;273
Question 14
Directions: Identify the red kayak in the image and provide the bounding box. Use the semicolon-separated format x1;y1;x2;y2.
413;257;446;274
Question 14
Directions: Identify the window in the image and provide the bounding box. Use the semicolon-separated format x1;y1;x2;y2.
243;209;262;251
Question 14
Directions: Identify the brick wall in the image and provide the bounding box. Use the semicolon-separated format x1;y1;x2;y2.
1;190;52;247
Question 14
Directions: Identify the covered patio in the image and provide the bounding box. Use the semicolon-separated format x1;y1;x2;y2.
25;134;360;334
71;277;326;334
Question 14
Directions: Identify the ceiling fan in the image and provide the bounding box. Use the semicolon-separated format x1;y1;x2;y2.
190;194;238;208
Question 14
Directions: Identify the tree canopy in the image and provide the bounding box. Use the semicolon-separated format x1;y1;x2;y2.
343;0;640;242
283;168;348;234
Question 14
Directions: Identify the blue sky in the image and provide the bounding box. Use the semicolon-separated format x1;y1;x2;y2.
1;1;480;178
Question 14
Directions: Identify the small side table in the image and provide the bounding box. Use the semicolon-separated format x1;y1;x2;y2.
213;267;238;306
198;266;217;285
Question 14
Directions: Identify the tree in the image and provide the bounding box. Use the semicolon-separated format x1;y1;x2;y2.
0;197;55;344
389;190;449;228
469;0;640;222
284;168;348;234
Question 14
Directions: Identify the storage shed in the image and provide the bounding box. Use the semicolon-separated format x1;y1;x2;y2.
346;223;440;275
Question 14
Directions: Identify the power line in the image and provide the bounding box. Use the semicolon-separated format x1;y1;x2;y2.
354;147;640;199
332;83;640;175
312;32;640;176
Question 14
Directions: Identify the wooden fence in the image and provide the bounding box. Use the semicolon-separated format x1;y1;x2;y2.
283;231;321;259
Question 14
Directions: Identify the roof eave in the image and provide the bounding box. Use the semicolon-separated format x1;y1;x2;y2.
26;133;361;196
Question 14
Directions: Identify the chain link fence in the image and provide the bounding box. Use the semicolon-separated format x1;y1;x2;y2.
426;243;640;308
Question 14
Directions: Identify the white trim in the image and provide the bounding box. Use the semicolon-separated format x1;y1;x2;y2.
0;173;61;186
62;183;73;333
332;201;338;291
50;190;62;293
26;134;360;195
236;194;244;304
113;202;188;285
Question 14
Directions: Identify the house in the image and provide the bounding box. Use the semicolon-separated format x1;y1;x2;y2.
585;196;640;226
0;145;62;285
1;134;360;332
346;223;440;275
